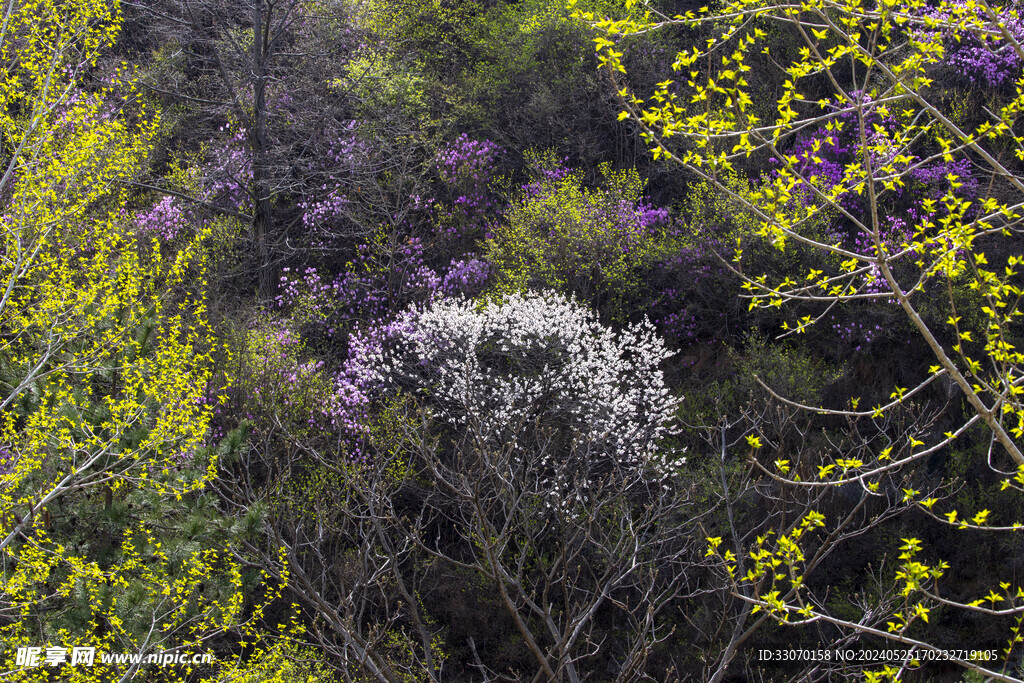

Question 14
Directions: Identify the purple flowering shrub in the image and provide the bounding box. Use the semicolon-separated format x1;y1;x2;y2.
440;256;490;295
268;139;499;365
761;98;982;350
784;99;897;214
232;312;400;464
782;95;977;217
430;134;503;242
137;120;369;248
275;227;491;338
647;173;760;345
650;167;904;351
921;2;1024;88
135;195;190;242
226;315;377;467
134;126;252;244
828;313;886;354
485;150;675;320
203;126;252;212
294;121;372;242
651;245;734;345
783;95;978;213
237;313;395;462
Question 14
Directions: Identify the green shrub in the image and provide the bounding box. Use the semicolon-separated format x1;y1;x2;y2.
486;150;677;319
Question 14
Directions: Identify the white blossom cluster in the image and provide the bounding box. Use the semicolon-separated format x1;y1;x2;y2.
359;291;682;491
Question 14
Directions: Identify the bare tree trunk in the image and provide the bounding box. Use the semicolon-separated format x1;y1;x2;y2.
251;0;274;299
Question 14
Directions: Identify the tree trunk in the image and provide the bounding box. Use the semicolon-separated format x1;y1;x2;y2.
251;0;274;299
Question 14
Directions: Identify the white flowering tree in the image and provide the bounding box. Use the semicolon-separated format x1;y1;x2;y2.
232;291;696;681
363;290;683;503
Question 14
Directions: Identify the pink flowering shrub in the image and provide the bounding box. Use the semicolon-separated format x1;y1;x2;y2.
135;195;190;242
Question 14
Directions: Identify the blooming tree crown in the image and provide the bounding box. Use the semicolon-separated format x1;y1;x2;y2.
356;291;681;486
